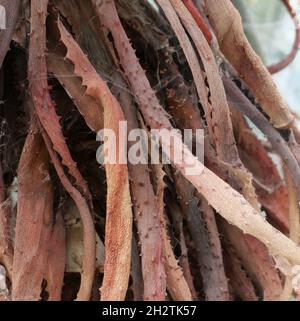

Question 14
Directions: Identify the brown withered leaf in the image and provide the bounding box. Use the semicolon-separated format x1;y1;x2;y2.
204;0;294;128
56;17;133;301
173;172;229;300
231;109;289;233
47;53;103;133
151;163;192;301
220;219;283;301
93;0;300;267
110;72;166;300
223;242;258;301
160;2;284;297
12;119;65;301
29;1;96;300
168;200;198;300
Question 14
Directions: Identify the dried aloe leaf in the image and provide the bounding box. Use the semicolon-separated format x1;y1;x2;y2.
223;242;258;301
56;17;133;301
12;119;65;301
92;0;300;268
29;0;96;300
110;72;166;300
47;53;103;132
152;163;192;301
204;0;294;128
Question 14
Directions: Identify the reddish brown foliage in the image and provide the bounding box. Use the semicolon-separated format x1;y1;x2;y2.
0;0;300;301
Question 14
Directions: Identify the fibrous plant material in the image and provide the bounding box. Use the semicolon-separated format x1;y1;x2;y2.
1;0;300;301
12;119;65;300
167;200;198;300
173;172;229;301
230;109;289;233
0;161;13;282
151;162;192;301
94;0;300;271
204;0;294;128
280;167;300;300
109;73;166;301
223;78;300;201
223;241;258;301
158;0;283;299
29;0;95;300
182;0;212;43
46;53;103;132
56;17;133;301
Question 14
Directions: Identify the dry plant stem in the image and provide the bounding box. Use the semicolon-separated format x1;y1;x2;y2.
219;111;283;299
166;0;280;293
224;84;299;292
124;2;272;300
95;0;300;266
280;278;293;301
57;19;132;301
41;128;95;301
45;210;66;301
160;49;229;299
204;0;294;128
178;235;198;300
155;0;215;141
29;0;91;202
156;1;248;206
47;53;103;132
167;0;259;208
29;0;95;301
182;0;212;43
139;116;191;300
153;164;192;301
230;109;289;232
13;121;52;300
158;0;259;213
169;202;198;300
131;235;144;301
281;167;300;300
179;150;300;266
220;219;282;300
268;0;300;74
0;0;21;68
155;1;233;178
163;69;203;132
223;77;300;202
0;198;13;280
115;0;172;50
173;172;229;300
223;243;258;301
12;119;65;301
199;199;230;300
163;63;236;293
51;6;164;299
163;225;193;301
110;72;166;300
